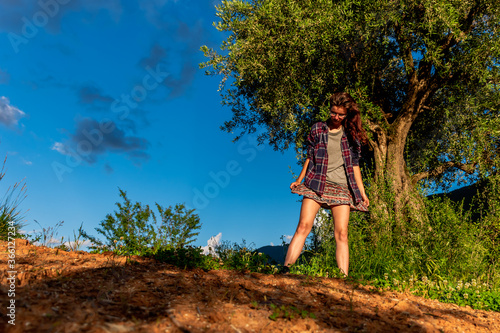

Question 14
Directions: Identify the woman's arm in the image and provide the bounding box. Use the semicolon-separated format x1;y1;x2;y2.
353;165;369;206
290;158;310;189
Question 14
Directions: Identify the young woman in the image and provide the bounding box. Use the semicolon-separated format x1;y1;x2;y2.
284;92;369;276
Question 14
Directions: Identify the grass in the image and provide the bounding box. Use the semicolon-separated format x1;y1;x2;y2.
268;304;316;321
0;156;28;240
370;272;500;311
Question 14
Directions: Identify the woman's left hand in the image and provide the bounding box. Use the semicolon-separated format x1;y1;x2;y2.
290;180;301;190
361;192;370;207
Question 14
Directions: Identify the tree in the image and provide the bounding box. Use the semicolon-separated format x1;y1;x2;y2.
201;0;500;224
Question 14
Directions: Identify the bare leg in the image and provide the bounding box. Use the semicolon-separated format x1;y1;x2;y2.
284;198;321;266
331;205;350;276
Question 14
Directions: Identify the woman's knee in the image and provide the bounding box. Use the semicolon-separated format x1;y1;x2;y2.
335;229;349;243
295;222;312;236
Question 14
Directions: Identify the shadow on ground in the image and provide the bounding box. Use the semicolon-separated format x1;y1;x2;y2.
1;239;499;333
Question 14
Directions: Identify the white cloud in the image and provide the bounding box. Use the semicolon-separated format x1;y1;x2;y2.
32;236;61;247
63;239;94;250
51;142;72;156
201;232;222;256
0;96;26;128
31;238;94;250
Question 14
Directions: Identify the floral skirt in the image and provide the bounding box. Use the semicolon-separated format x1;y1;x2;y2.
291;182;368;212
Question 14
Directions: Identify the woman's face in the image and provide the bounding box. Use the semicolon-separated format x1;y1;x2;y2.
329;105;347;126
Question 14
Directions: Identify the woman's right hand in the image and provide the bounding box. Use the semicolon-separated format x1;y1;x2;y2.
290;180;301;190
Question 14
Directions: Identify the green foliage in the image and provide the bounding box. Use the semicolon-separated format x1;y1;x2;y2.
82;189;157;256
81;189;201;256
201;0;500;163
79;189;279;273
202;0;500;228
370;273;500;312
288;185;500;311
153;239;279;273
268;303;316;321
155;246;218;270
214;240;278;273
474;175;500;266
26;221;86;251
0;156;27;240
155;203;201;248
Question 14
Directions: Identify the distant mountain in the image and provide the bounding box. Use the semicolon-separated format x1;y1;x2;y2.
256;245;287;265
429;180;487;212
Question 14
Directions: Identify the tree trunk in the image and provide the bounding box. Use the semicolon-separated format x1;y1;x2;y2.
367;119;428;228
365;68;436;227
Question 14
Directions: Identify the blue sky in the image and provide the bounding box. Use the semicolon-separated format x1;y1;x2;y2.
0;0;301;249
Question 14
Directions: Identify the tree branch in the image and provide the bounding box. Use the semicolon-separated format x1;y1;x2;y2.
426;4;483;94
394;1;486;135
394;22;416;85
367;122;384;133
411;161;477;185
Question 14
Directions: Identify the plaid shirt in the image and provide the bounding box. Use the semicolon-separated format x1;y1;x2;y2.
304;122;363;204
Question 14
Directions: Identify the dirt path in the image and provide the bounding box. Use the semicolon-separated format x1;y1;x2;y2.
1;239;499;332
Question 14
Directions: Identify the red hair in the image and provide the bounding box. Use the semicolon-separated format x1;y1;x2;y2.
329;92;368;145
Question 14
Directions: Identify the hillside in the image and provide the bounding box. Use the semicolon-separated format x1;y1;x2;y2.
2;239;500;332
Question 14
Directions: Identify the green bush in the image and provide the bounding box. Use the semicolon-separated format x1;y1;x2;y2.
153;239;278;273
81;189;201;256
81;190;277;273
214;240;278;273
154;246;219;270
155;203;201;249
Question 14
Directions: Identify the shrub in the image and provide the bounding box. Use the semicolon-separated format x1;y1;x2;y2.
155;203;201;249
214;240;278;273
81;188;201;256
154;246;219;270
81;189;157;255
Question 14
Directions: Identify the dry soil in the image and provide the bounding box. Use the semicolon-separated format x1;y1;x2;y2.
1;239;500;332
